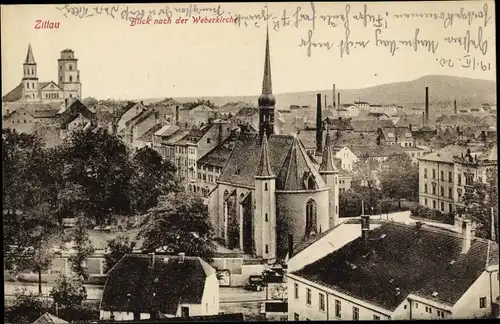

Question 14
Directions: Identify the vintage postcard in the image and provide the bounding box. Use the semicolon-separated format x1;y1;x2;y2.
2;1;497;322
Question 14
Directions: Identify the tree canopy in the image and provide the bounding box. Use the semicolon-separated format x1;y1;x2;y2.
379;154;419;206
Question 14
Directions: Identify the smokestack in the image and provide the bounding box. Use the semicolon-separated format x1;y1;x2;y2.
175;105;179;125
148;252;155;269
324;95;327;110
425;87;429;123
454;99;457;115
332;84;336;110
288;234;294;259
337;93;341;113
316;93;323;153
361;215;370;242
422;111;425;127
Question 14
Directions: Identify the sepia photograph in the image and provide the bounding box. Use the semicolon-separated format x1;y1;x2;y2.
1;1;498;322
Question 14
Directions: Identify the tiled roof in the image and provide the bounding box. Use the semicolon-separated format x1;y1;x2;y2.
164;129;191;145
138;124;164;142
293;222;498;311
58;100;96;127
418;144;482;163
32;313;69;324
325;117;354;131
351;120;393;132
125;108;155;127
319;129;338;173
349;144;406;158
197;132;239;167
2;83;24;102
154;124;179;137
379;126;413;141
101;254;213;314
175;124;215;145
256;134;275;177
30;109;60;118
334;132;379;147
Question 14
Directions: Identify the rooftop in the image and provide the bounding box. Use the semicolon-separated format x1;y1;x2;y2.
293;222;498;311
197;132;240;168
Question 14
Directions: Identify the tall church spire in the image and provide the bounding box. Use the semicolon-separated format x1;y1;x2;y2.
258;15;276;140
256;133;275;178
319;124;339;174
24;44;36;64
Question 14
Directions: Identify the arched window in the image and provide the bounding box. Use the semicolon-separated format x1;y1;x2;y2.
307;176;315;190
69;65;73;70
69;76;73;82
305;199;317;237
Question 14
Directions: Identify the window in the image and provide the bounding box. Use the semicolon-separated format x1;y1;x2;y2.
265;244;269;254
432;169;436;179
424;184;428;193
432;184;436;195
448;172;453;182
69;65;73;70
449;203;453;212
424;198;428;206
425;306;432;313
448;188;453;198
465;173;474;186
294;313;299;321
441;201;444;211
373;315;381;320
424;168;428;178
457;173;462;185
264;183;268;191
69;76;73;82
433;200;436;209
352;306;359;320
265;213;268;222
415;302;419;309
181;307;189;317
294;283;299;299
457;188;463;197
335;300;341;318
437;310;445;318
305;199;317;237
319;293;325;311
306;288;311;305
479;297;487;308
440;170;444;180
207;138;211;144
440;186;444;197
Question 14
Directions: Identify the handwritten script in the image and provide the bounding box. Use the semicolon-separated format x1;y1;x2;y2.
55;2;494;72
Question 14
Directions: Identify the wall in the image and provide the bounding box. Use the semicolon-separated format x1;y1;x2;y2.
419;159;455;213
200;273;220;315
117;104;142;132
3;109;36;133
453;270;499;319
335;147;357;171
100;310;151;321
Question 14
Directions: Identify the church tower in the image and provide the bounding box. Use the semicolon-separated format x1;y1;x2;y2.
258;26;276;141
22;44;39;102
254;133;277;262
319;125;340;228
58;49;82;99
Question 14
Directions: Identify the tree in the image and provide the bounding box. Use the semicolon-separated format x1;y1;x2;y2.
129;147;182;213
4;288;48;324
379;154;419;208
68;218;95;280
59;129;135;225
137;192;216;260
104;235;136;273
50;275;87;308
351;158;381;190
458;168;498;242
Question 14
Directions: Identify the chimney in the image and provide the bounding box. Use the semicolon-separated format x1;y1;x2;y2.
361;215;370;242
332;84;336;110
148;252;155;269
425;87;429;123
316;93;323;153
218;122;223;144
175;105;179;125
337;93;341;112
454;99;457;115
288;234;294;259
324;94;327;110
141;100;144;105
178;252;185;263
460;219;474;254
422;111;425;127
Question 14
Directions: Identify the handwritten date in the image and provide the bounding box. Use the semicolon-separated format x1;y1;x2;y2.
437;55;491;71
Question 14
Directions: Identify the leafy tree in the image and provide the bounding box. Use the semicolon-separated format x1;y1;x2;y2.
379;154;419;208
59;129;135;225
68;218;95;280
104;235;136;273
50;275;87;308
4;288;48;324
458;168;498;242
351;158;381;190
270;283;288;301
129;147;182;213
137;192;216;260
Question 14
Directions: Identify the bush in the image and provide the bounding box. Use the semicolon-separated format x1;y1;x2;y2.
83;275;107;285
410;205;455;224
4;289;49;324
58;304;99;323
50;275;87;308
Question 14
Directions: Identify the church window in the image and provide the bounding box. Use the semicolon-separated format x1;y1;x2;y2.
70;76;73;82
265;245;269;254
305;199;317;237
60;76;62;81
69;65;73;70
265;183;268;191
265;213;268;222
307;176;315;190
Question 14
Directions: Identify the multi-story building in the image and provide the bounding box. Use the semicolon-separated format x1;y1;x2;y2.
378;126;415;147
287;217;499;320
418;144;497;214
116;101;147;134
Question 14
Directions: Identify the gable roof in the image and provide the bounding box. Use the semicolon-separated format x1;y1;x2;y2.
293;222;498;311
351;119;393;133
125;108;155;127
219;133;326;190
39;81;63;91
175;124;215;146
32;313;69;324
2;83;24;102
197;132;239;168
101;254;214;314
154;124;180;138
349;144;406;158
58;100;96;127
418;144;485;163
379;126;413;141
138;124;164;142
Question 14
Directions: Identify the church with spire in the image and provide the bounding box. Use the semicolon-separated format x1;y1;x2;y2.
204;28;339;263
2;44;82;105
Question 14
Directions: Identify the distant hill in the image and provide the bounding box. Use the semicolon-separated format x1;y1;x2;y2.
136;75;496;111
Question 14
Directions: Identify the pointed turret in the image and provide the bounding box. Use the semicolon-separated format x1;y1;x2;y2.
319;125;339;174
24;44;36;64
256;133;275;178
258;25;276;140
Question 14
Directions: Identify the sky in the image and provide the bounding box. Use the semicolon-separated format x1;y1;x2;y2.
1;1;496;100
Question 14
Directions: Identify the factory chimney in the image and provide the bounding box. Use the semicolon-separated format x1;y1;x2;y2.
337;92;341;115
332;84;336;110
425;87;429;123
316;93;323;154
454;99;457;115
175;105;180;126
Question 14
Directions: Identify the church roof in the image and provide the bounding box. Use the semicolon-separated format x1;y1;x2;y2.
256;134;274;178
25;44;36;64
319;127;338;174
2;83;23;102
